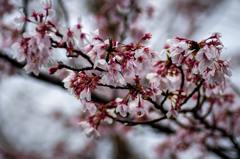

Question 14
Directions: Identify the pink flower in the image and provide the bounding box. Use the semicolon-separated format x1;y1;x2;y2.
87;43;108;69
203;69;224;86
23;60;41;75
135;48;152;71
79;121;100;139
149;82;162;101
116;99;130;117
11;31;53;75
62;71;76;94
116;53;139;76
80;87;91;101
134;103;148;117
81;100;97;115
219;57;232;77
166;106;178;118
72;17;84;48
12;39;29;62
42;0;55;17
100;59;126;87
170;41;192;66
160;38;180;55
195;45;219;73
13;9;30;29
146;73;173;91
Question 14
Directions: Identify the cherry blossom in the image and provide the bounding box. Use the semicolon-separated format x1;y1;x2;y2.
81;100;97;115
134;98;149;117
116;99;130;117
62;71;76;94
100;59;127;87
9;1;240;157
13;9;30;29
195;45;218;73
12;31;53;75
79;121;100;139
80;87;91;101
170;41;192;66
166;105;178;118
42;0;55;17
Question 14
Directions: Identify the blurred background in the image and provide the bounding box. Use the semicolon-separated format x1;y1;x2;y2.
1;0;240;158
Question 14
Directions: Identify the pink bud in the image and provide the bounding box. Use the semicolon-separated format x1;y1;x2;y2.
49;66;58;75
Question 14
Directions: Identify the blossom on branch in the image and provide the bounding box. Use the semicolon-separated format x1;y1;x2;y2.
12;31;53;75
81;100;97;115
79;121;100;139
116;98;130;117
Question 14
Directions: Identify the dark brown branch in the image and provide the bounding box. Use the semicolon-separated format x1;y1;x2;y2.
106;114;174;133
192;89;201;112
202;102;214;118
106;114;167;126
147;97;167;114
176;66;185;94
97;83;130;90
0;52;110;104
22;0;29;33
194;112;240;157
180;79;204;106
207;145;236;159
51;38;94;66
58;62;105;72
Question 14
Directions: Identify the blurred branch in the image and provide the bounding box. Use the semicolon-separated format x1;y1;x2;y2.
22;0;29;33
107;114;174;134
0;52;109;104
207;145;235;159
58;0;69;27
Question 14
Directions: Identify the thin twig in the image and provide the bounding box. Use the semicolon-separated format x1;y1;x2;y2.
180;79;204;106
106;114;166;126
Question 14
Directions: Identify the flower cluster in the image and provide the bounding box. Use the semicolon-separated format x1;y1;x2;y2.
12;3;239;156
164;33;231;86
11;1;55;75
